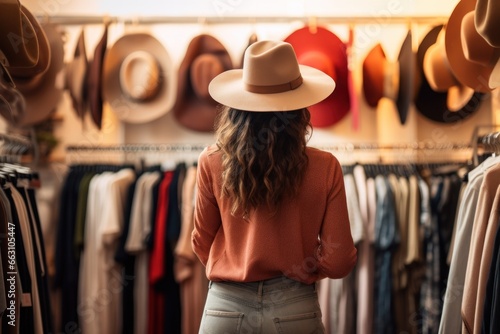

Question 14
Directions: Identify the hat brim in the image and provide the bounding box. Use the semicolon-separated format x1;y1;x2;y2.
208;64;335;112
490;59;500;89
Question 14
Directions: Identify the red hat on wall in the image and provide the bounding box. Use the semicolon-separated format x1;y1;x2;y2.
284;26;350;128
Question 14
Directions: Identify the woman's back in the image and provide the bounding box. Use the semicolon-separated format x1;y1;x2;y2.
192;145;357;283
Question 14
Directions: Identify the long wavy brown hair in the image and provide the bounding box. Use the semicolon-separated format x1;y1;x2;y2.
214;107;311;216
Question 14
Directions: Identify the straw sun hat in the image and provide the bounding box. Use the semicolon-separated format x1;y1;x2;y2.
208;40;335;112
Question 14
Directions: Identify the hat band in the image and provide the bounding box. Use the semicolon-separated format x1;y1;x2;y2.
245;75;303;94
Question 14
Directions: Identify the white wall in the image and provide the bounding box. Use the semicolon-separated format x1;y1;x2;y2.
11;0;495;164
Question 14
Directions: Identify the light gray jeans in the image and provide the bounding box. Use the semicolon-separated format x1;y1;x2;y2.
199;276;325;334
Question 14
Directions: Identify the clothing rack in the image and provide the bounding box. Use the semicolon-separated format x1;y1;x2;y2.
314;142;473;165
314;142;471;152
470;124;500;167
65;141;473;165
66;142;472;153
65;143;208;153
0;133;32;164
65;143;208;166
39;15;449;26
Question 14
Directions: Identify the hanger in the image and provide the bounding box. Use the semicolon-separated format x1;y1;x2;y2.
308;16;318;34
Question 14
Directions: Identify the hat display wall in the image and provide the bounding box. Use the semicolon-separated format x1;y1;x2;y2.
445;0;493;93
208;40;335;112
475;0;500;48
10;23;64;128
65;28;88;124
284;26;349;128
103;32;176;124
0;1;40;71
87;23;109;129
417;25;483;123
461;11;500;89
173;34;233;132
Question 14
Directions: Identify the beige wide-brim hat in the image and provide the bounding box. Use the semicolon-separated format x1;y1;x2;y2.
103;32;176;124
209;40;335;112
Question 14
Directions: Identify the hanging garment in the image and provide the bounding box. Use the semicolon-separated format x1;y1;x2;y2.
439;158;499;334
114;177;139;334
420;176;444;334
78;168;136;334
474;185;500;334
462;163;500;334
54;167;86;332
19;179;54;334
373;175;399;334
125;171;161;334
0;186;21;334
174;165;209;334
148;171;174;334
8;183;44;334
482;215;500;333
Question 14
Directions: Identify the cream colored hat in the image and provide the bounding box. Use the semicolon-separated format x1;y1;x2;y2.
208;40;335;112
103;32;176;123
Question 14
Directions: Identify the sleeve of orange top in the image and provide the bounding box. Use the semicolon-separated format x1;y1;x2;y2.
315;155;358;279
191;149;222;266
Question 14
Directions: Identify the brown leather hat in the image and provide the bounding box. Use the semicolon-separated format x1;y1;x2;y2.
11;23;64;127
362;43;386;108
1;3;51;79
173;34;233;132
65;28;88;124
0;0;39;70
87;23;109;130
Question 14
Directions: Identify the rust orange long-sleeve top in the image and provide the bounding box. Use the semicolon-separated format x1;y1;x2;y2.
191;145;357;284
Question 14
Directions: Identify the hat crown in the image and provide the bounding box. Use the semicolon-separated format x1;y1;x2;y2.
298;51;335;80
242;41;301;88
461;11;495;65
424;29;459;91
190;53;224;99
119;50;161;101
